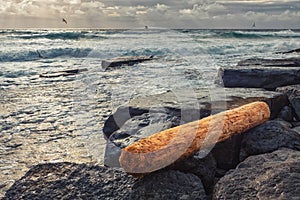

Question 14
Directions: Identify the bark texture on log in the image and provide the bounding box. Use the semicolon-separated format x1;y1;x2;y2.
119;102;270;175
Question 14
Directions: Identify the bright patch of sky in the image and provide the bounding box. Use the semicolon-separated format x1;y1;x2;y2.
0;0;299;28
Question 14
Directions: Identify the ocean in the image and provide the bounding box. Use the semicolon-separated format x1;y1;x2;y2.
0;28;300;197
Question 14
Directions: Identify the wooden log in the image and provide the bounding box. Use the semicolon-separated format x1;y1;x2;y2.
119;101;270;175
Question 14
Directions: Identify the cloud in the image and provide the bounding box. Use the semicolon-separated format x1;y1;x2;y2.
0;0;299;28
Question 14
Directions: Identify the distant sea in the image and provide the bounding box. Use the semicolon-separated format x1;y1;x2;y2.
0;28;300;197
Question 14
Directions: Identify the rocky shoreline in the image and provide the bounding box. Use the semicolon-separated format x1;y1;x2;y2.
3;51;300;199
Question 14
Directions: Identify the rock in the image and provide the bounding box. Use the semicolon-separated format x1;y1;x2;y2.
293;126;300;134
240;120;300;161
237;57;300;67
168;153;217;194
101;56;155;69
291;121;300;127
109;112;179;148
213;148;300;200
211;134;242;170
276;48;300;54
218;65;300;89
130;170;207;200
103;87;288;138
39;68;88;78
278;105;294;122
104;112;179;168
277;84;300;120
3;162;135;200
103;106;149;138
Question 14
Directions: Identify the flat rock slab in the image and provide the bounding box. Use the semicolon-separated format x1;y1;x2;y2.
103;87;288;138
4;162;135;200
240;120;300;161
218;66;300;89
39;68;88;78
101;56;154;69
277;84;300;120
276;48;300;54
237;57;300;67
213;148;300;200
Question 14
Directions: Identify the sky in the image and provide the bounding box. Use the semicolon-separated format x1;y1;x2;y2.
0;0;300;29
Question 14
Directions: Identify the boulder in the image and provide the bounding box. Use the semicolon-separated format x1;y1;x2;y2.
3;162;135;200
105;112;179;167
101;56;154;69
218;66;300;89
168;153;217;194
277;84;300;120
293;126;300;133
240;120;300;161
237;57;300;67
213;148;300;200
211;134;242;170
278;105;294;122
130;170;207;200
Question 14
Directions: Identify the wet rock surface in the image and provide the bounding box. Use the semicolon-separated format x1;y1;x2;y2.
277;84;300;120
219;65;300;89
130;170;207;200
240;120;300;161
3;162;135;200
213;148;300;200
237;57;300;67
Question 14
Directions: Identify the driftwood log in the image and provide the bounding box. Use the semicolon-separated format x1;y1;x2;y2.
119;101;270;175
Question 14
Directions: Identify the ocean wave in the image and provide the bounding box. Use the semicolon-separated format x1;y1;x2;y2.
8;31;108;40
0;70;37;78
0;47;92;62
186;29;300;39
217;30;300;39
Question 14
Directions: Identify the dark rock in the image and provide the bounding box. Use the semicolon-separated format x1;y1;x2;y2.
237;57;300;67
130;170;207;200
3;162;135;200
168;153;217;194
291;121;300;127
101;56;155;69
211;134;242;170
240;120;300;161
293;126;300;134
103;87;288;138
39;68;88;78
109;112;179;148
218;65;300;89
276;48;300;54
213;148;300;200
103;106;149;138
278;105;294;122
277;84;300;120
105;112;179;167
